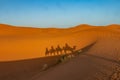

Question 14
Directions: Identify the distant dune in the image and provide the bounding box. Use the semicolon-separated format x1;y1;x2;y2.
0;24;120;61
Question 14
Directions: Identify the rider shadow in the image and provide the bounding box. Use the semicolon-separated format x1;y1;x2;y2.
49;46;56;56
45;43;77;56
45;48;49;56
56;45;63;55
63;43;76;54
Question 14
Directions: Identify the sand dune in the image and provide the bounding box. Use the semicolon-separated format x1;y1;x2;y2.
0;24;120;80
0;24;120;61
0;38;120;80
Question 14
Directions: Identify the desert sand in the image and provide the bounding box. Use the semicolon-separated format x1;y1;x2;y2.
0;24;120;80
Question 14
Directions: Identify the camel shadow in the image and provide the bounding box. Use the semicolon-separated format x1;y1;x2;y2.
45;43;76;56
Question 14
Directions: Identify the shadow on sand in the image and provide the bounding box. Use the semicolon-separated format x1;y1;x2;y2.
45;43;76;56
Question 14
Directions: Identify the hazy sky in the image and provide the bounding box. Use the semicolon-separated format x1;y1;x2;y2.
0;0;120;28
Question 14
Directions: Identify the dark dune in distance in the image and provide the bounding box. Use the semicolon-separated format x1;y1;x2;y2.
0;24;120;80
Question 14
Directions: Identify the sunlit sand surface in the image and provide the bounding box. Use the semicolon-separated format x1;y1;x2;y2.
0;24;120;80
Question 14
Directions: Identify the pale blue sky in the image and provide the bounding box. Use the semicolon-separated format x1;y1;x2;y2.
0;0;120;28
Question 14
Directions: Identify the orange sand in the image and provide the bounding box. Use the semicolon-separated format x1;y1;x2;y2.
0;24;120;61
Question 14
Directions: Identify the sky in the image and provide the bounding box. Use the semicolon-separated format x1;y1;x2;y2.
0;0;120;28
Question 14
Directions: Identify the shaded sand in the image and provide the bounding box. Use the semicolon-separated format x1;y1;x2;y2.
31;54;119;80
0;56;60;80
0;52;119;80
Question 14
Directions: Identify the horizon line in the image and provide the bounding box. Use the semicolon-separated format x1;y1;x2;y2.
0;23;120;29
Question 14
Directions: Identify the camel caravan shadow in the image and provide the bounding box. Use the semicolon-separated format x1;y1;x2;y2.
42;42;97;70
45;43;76;56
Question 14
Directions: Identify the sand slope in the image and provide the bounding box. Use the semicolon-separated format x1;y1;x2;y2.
0;24;120;80
0;24;120;61
0;24;97;61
